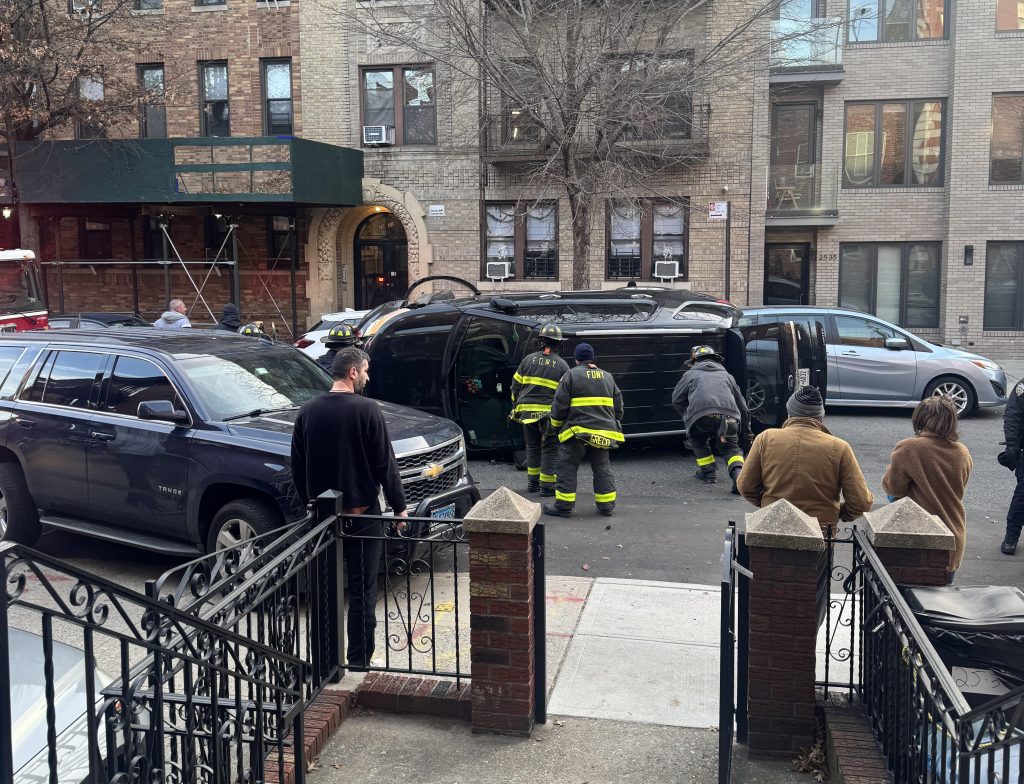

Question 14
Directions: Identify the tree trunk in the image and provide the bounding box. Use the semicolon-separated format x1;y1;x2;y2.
3;129;40;256
567;188;591;290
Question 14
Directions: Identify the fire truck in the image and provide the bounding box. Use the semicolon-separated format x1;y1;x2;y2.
0;250;47;331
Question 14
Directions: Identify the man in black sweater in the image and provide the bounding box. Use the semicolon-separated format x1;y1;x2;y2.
290;346;407;667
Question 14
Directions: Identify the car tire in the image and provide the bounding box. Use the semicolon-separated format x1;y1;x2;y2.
0;462;41;546
924;376;976;418
205;498;284;554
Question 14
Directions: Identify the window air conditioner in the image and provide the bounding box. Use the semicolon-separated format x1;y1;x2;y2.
362;125;395;146
486;261;512;281
653;260;681;280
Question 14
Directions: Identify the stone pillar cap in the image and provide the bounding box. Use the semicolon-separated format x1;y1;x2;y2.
864;498;955;551
463;486;540;535
745;499;825;551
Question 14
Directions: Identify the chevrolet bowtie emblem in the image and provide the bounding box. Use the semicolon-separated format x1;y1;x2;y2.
420;463;444;479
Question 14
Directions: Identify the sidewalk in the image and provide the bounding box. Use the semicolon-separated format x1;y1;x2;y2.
310;576;814;783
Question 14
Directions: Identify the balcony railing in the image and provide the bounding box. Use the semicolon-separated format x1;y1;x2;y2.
770;17;845;73
765;161;839;224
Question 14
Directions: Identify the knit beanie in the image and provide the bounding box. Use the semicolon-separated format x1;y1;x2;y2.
574;342;595;363
786;385;825;419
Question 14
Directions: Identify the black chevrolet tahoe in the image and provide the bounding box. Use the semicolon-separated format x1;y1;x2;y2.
357;287;827;452
0;330;478;554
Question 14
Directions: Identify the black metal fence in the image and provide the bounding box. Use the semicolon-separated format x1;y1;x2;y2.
718;521;749;784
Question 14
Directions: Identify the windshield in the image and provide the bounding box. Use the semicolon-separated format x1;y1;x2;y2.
178;347;330;421
0;262;42;314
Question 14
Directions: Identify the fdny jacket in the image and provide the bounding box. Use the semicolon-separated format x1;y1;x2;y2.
510;349;570;423
549;363;625;448
1005;380;1024;458
671;360;750;432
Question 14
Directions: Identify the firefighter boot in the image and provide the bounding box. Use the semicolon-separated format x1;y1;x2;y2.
526;467;541;493
543;504;573;518
695;465;718;484
1001;536;1018;555
729;464;742;495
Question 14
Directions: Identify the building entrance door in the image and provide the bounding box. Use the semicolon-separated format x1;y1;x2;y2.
354;212;408;309
764;243;811;306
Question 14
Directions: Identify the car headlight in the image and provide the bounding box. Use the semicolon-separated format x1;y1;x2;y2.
968;359;1001;371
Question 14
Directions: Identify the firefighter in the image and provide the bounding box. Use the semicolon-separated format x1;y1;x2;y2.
999;380;1024;554
544;342;624;518
510;323;570;496
671;345;751;494
238;322;266;337
317;323;362;373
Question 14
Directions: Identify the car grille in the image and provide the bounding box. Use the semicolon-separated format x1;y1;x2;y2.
396;439;461;471
402;466;463;507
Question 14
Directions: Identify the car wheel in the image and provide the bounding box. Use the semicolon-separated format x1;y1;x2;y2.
206;498;284;554
924;376;976;417
0;462;40;546
746;379;767;415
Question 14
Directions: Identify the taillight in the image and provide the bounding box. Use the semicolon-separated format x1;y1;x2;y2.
294;338;313;349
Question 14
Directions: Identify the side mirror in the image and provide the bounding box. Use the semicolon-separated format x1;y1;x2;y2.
138;400;189;423
885;337;910;351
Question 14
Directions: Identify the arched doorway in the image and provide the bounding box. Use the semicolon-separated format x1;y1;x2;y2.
353;212;408;309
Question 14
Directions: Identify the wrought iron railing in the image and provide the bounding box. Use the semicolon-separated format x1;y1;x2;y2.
818;525;861;702
718;521;749;784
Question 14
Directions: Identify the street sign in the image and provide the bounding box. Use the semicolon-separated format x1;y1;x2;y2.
708;201;729;221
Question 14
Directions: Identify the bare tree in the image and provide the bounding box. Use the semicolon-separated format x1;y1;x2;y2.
342;0;837;288
0;0;170;250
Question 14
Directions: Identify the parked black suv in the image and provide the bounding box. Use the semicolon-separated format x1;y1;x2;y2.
358;287;827;451
0;330;479;554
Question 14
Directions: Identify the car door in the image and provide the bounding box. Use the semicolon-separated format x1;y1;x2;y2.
831;314;917;402
87;354;193;537
11;350;106;515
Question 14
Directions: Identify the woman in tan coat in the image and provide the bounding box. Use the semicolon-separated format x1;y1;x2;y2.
882;396;973;580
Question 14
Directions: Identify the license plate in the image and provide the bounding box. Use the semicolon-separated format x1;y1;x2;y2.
430;502;457;520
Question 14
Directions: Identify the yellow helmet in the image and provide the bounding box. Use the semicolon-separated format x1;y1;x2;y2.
238;323;265;337
539;323;565;343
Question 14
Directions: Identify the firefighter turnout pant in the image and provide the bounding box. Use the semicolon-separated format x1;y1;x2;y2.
553;439;616;513
523;420;559;493
689;415;744;478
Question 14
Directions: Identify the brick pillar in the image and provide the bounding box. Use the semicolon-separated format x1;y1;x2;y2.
462;486;539;737
864;498;956;587
745;499;825;758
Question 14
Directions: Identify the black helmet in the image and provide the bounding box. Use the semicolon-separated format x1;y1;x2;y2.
238;322;265;337
686;345;724;365
322;323;361;348
538;323;565;343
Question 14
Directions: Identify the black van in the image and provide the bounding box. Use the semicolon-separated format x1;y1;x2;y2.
360;288;828;452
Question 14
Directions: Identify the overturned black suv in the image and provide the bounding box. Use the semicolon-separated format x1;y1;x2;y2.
359;288;828;452
0;330;478;554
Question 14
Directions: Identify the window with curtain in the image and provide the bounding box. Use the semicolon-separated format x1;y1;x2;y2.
839;242;940;327
984;243;1024;330
361;66;436;145
607;200;688;280
848;0;945;42
843;100;944;187
483;202;558;280
990;95;1024;184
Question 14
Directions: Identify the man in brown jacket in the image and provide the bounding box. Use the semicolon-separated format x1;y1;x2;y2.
737;386;874;627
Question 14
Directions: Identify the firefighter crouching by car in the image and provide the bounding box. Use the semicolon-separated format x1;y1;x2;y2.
671;345;752;494
317;324;363;374
998;380;1024;555
544;342;624;519
510;324;570;496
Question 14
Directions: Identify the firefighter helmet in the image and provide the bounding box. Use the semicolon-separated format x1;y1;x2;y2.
687;344;724;365
238;322;265;337
322;323;360;348
538;323;565;343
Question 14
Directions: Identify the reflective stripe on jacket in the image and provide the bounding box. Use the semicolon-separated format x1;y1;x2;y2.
510;350;570;423
549;363;625;448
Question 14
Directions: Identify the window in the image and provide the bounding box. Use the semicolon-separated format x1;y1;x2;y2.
606;201;688;281
262;59;292;135
361;67;436;145
105;356;181;416
501;63;543;144
267;216;292;265
142;215;165;259
194;0;224;6
984;243;1024;330
483;203;558;280
990;95;1024;184
0;347;25;389
135;0;162;10
848;0;945;42
77;76;105;139
610;56;693;141
843;100;944;187
996;0;1024;30
838;242;940;327
28;351;105;409
200;61;229;137
834;315;898;349
139;64;166;138
204;215;235;260
80;219;112;260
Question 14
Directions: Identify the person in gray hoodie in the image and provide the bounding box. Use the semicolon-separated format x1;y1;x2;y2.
671;345;750;492
153;298;192;330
